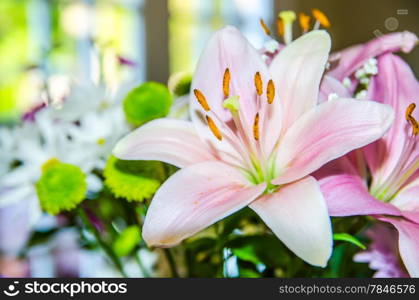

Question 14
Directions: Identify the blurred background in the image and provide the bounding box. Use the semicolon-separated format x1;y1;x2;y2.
0;0;418;122
0;0;418;279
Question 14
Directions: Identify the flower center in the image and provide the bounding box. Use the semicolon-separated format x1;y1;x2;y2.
371;103;418;201
193;68;277;186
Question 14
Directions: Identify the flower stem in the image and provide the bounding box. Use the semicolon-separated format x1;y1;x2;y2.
163;248;179;278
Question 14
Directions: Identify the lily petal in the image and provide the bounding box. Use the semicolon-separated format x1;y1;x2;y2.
250;176;333;267
142;161;266;247
113;118;215;168
318;173;401;217
391;178;419;224
380;217;419;278
270;30;331;131
364;54;419;186
329;31;418;81
273;98;394;185
319;75;351;102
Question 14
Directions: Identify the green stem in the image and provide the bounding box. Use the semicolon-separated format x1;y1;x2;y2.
78;207;128;278
163;248;179;278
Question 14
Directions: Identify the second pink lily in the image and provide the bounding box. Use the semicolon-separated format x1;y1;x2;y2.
114;26;394;267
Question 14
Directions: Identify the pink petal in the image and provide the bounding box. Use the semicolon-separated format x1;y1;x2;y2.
391;179;419;224
317;173;401;217
319;75;351;102
113;118;215;168
250;176;333;267
329;31;418;81
269;30;331;131
273;98;394;185
364;54;419;185
142;161;266;247
380;217;419;278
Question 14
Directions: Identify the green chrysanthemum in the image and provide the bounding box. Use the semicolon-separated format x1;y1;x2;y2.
36;158;87;215
123;82;173;127
104;155;165;202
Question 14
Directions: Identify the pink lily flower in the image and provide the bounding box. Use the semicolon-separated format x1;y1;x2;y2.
113;26;394;267
324;31;418;95
316;53;419;276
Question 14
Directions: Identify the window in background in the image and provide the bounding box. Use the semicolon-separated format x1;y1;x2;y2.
168;0;274;75
0;0;146;122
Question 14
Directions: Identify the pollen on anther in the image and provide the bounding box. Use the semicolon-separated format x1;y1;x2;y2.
223;68;230;98
410;118;419;136
254;72;263;96
276;18;284;37
267;79;275;104
194;89;210;111
406;103;416;120
312;8;330;28
260;18;271;36
253;113;260;141
299;13;311;33
406;103;419;136
206;115;223;141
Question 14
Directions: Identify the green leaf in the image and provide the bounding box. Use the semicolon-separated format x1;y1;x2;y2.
36;159;87;215
104;155;165;202
226;235;291;268
239;268;262;278
113;226;142;257
232;245;261;265
123;82;172;127
333;233;366;250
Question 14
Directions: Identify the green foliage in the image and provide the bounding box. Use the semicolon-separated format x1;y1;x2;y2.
113;226;142;257
333;233;366;250
123;82;173;127
36;159;87;215
104;155;165;202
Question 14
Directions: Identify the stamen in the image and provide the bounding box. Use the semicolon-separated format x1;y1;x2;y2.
193;89;210;111
206;115;222;141
259;18;271;36
408;116;419;136
223;68;230;98
278;11;296;44
312;9;330;28
254;72;263;96
406;103;419;136
253;113;260;141
406;103;416;120
299;13;311;33
267;79;275;104
276;17;284;37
